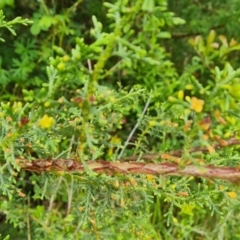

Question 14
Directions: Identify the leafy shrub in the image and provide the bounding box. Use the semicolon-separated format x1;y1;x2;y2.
1;1;240;239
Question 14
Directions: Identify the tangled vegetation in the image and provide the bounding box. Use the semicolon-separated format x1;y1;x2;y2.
1;1;240;239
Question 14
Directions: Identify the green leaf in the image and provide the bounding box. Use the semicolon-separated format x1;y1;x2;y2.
3;235;10;240
38;15;55;30
172;17;186;25
207;30;216;45
30;23;41;35
0;0;14;8
180;203;195;216
142;0;155;12
157;31;171;39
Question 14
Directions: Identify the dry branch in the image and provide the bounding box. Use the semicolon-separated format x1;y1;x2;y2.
15;138;240;182
16;158;240;183
122;138;240;161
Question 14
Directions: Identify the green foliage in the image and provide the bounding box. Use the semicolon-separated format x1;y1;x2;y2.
1;1;240;239
0;9;32;41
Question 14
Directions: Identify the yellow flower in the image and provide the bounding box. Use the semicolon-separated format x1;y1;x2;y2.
227;191;237;199
190;97;204;113
39;114;54;129
146;174;155;181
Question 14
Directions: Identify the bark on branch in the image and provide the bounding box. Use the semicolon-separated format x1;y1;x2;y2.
15;138;240;182
15;159;240;183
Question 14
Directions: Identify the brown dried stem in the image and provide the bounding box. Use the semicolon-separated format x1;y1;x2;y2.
122;138;240;161
15;138;240;183
16;158;240;183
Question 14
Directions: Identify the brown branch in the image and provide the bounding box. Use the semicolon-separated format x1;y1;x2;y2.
16;158;240;183
14;138;240;182
172;25;224;39
172;32;202;39
122;138;240;162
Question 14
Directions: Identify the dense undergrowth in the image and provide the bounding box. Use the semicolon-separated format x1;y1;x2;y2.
1;1;240;239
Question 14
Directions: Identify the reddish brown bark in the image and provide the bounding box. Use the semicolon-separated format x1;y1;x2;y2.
15;138;240;182
16;158;240;183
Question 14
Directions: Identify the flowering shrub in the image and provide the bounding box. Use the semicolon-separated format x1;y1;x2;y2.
1;1;240;239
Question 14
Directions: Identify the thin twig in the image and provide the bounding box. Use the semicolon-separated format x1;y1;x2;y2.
118;95;151;159
45;135;75;224
66;175;74;215
172;25;224;39
87;59;93;73
66;135;75;215
121;138;240;161
45;176;62;226
27;196;31;240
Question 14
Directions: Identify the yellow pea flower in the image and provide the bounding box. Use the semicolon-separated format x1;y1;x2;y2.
227;191;237;199
146;174;156;181
39;114;54;129
190;97;205;113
